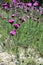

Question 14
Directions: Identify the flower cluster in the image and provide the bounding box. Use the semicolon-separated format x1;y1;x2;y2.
2;3;8;10
1;0;43;36
8;16;26;36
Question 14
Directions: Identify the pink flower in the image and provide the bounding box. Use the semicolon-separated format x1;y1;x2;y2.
13;23;20;29
33;1;39;6
10;30;16;36
4;6;8;10
27;3;32;7
10;4;12;8
2;3;8;10
12;0;20;3
16;6;19;9
2;3;7;7
8;19;14;24
12;0;16;3
40;11;43;15
12;14;15;17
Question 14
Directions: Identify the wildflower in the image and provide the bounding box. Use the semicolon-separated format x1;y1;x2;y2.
8;19;14;24
4;6;8;10
13;23;20;29
12;0;20;3
12;0;16;3
2;3;8;11
39;7;43;15
2;3;7;7
12;14;15;17
27;3;32;7
40;11;43;15
20;2;25;6
10;30;16;36
17;2;22;5
39;7;42;11
33;1;39;6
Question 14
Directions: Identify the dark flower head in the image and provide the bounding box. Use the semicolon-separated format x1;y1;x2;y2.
10;30;16;36
19;17;26;22
2;3;8;10
21;18;26;22
13;23;20;29
8;19;14;24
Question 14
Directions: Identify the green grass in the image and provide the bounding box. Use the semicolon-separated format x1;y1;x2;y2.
0;10;43;54
0;8;43;65
0;15;43;57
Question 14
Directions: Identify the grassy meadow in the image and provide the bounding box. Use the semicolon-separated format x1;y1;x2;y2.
0;2;43;65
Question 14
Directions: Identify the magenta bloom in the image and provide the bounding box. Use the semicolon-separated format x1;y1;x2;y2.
13;23;20;29
8;19;14;24
10;30;16;36
19;17;26;22
27;3;32;7
33;1;39;6
12;14;15;17
12;0;16;3
4;6;8;10
2;3;7;7
2;3;8;10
